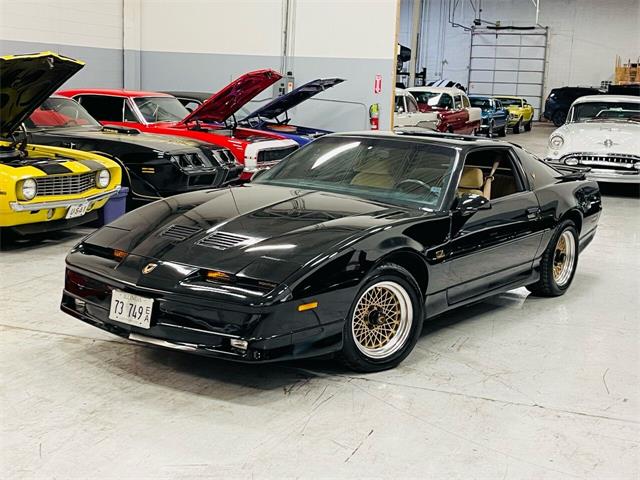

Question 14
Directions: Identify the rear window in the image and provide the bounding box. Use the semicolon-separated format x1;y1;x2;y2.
77;95;125;122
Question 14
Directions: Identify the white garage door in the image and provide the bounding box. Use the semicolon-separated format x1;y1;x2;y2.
467;27;548;119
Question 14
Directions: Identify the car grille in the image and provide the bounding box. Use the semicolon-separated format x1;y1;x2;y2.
210;148;237;165
256;145;298;163
196;231;253;250
159;224;203;241
563;153;640;171
35;172;95;196
174;153;207;169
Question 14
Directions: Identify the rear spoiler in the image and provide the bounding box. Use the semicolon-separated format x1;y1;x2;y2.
554;165;590;181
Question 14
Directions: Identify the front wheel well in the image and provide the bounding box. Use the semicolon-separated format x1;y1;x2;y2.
376;251;428;298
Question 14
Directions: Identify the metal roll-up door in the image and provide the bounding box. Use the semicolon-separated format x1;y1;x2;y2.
468;27;548;119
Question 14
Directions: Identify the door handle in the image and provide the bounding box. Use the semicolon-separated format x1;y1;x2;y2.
526;206;540;219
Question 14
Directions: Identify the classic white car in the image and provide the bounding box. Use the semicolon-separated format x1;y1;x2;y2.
393;88;437;130
545;95;640;183
406;86;482;135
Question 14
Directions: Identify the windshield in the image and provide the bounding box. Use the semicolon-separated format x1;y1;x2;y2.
133;97;190;123
254;136;457;210
570;102;640;123
25;97;101;130
499;98;522;107
409;91;453;109
470;98;492;109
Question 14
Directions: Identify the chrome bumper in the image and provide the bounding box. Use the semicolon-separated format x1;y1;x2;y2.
9;186;121;212
585;169;640;184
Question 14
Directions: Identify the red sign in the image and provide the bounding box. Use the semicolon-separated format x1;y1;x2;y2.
374;74;382;94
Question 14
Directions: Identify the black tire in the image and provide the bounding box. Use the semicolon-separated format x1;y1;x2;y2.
497;124;507;137
524;119;532;132
552;110;567;127
527;220;579;297
340;263;424;372
512;119;522;134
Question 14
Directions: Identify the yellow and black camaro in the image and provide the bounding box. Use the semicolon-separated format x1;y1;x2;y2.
0;52;121;236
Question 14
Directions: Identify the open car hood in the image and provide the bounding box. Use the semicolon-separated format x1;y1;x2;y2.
242;78;345;121
0;52;84;137
179;69;282;125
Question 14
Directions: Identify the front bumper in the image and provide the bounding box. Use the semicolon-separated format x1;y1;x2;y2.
61;265;347;363
9;186;120;212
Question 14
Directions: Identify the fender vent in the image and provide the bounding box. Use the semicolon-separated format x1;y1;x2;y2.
159;224;203;241
196;231;253;250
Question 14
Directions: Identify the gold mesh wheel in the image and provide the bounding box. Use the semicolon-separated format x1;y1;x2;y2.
351;281;413;359
553;230;576;287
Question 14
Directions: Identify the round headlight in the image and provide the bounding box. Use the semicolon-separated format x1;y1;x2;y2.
96;169;110;188
564;157;579;166
550;135;564;149
634;163;640;171
20;178;37;200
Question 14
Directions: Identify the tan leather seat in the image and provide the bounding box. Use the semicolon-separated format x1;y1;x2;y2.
457;167;485;196
350;156;394;189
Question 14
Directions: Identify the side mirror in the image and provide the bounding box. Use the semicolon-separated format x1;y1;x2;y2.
456;193;491;214
396;106;404;114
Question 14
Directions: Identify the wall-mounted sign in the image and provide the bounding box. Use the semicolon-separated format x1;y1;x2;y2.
374;74;382;94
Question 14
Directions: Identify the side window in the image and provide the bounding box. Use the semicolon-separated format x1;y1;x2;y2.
440;94;453;109
454;95;463;110
123;101;138;121
458;149;524;200
495;100;503;109
395;95;405;113
462;95;470;108
77;95;125;122
407;95;419;113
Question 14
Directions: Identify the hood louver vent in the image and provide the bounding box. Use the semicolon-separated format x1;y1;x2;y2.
196;231;253;250
159;224;203;242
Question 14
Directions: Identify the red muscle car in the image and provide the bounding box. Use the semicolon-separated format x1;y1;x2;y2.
58;70;299;179
406;86;481;135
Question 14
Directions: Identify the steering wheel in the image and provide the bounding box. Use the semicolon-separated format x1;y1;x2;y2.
395;179;431;194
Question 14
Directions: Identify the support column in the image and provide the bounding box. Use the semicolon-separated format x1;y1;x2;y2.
123;0;141;89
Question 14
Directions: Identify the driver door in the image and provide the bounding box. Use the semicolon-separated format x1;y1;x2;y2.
444;147;544;304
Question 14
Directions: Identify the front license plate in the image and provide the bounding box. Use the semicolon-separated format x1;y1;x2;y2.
109;290;154;328
66;203;89;219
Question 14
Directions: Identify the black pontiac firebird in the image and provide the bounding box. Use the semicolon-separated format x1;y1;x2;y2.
61;131;601;371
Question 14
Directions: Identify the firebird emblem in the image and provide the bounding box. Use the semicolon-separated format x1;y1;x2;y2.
604;139;613;147
142;263;158;274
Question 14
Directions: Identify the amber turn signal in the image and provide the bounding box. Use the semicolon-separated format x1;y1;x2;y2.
206;270;231;281
113;249;128;261
297;301;318;312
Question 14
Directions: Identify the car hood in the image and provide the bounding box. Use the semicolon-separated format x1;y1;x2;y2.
1;52;84;137
242;78;345;121
179;70;282;125
549;121;640;157
32;125;222;153
87;184;426;283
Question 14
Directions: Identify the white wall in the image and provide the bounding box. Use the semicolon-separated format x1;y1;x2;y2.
0;0;124;86
137;0;399;130
1;0;400;130
411;0;640;95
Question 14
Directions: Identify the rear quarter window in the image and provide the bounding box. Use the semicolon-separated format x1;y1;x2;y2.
514;147;559;189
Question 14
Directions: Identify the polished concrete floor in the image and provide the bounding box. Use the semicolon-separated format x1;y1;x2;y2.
1;124;639;479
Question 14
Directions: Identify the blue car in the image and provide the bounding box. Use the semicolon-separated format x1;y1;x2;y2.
167;78;345;146
469;95;508;137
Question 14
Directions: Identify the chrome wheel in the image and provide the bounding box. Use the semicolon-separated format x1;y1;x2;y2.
351;281;413;359
553;231;576;287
